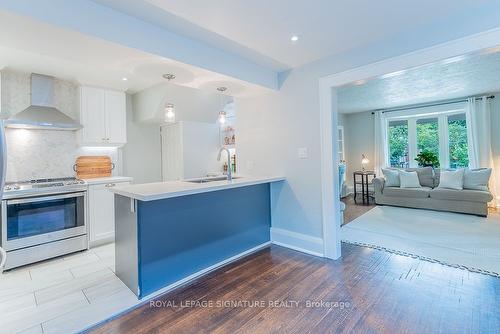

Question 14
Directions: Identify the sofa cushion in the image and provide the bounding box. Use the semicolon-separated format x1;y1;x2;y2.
430;188;493;203
383;186;431;198
406;167;434;188
437;169;464;190
464;168;492;191
399;170;421;188
382;168;400;187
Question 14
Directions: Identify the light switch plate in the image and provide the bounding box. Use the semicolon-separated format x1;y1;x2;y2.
298;147;308;159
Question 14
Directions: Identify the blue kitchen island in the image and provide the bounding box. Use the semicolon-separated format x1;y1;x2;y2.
110;176;284;298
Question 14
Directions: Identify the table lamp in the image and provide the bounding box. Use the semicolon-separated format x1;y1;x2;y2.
361;154;369;171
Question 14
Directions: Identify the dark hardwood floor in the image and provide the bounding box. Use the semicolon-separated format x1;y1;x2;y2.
341;194;376;225
89;244;500;334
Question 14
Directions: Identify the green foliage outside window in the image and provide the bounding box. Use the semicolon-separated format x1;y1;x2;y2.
448;119;469;168
388;114;469;169
388;122;408;167
416;120;439;160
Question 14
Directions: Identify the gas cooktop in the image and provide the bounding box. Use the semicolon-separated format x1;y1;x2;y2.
3;177;87;199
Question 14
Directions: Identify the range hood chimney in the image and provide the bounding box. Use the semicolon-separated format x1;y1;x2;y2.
7;74;82;131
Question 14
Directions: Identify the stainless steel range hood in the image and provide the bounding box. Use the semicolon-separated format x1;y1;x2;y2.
7;74;82;131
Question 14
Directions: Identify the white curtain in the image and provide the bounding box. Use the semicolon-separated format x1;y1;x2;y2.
373;111;388;177
465;97;497;205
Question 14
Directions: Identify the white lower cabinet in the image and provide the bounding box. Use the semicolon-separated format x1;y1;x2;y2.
88;180;130;247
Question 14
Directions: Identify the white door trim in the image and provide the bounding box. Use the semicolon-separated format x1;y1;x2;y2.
318;26;500;259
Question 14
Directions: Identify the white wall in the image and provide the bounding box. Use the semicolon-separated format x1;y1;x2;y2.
342;111;375;186
235;31;482;249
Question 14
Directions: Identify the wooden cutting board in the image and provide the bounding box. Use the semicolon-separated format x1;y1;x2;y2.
74;156;113;179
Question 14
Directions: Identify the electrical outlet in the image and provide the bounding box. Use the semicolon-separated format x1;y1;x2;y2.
298;147;308;159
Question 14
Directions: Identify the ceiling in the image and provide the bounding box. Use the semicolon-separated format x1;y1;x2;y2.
337;47;500;113
0;11;269;97
93;0;498;70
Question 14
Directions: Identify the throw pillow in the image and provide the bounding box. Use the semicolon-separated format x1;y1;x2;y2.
382;168;400;187
406;167;434;188
464;168;492;191
438;169;465;190
399;170;421;188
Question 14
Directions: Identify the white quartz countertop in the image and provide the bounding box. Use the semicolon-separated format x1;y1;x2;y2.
84;176;133;185
108;176;285;201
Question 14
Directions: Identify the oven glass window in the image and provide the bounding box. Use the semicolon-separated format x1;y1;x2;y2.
6;195;84;240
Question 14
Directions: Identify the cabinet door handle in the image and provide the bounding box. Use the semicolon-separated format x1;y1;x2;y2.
105;183;116;187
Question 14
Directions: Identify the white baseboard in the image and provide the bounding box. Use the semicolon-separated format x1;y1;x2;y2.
271;227;324;257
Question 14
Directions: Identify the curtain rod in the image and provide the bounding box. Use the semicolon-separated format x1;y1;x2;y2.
370;95;495;115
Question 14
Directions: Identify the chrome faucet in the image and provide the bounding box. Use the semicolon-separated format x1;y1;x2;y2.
217;147;232;181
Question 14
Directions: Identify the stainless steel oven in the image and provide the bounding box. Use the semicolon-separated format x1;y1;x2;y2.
1;181;88;270
2;191;87;251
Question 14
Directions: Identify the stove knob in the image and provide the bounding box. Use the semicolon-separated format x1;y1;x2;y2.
13;185;20;190
79;181;85;184
4;186;11;191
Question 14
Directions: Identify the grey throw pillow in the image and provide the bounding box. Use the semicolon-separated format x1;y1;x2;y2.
464;168;492;191
382;168;400;187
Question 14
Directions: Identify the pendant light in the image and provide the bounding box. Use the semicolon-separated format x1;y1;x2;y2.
162;74;176;123
164;103;175;123
217;87;228;125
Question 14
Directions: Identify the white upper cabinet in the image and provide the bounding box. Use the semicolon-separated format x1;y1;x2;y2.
80;86;127;146
104;90;127;144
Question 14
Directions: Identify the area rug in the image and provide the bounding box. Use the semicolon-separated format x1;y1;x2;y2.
341;206;500;276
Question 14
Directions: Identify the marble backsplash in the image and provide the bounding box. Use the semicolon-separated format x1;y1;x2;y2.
2;69;122;182
6;128;121;182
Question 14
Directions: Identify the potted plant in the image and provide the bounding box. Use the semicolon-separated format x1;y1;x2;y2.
415;150;440;168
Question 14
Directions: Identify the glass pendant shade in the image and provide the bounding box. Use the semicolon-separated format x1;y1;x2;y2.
165;103;175;123
218;111;226;124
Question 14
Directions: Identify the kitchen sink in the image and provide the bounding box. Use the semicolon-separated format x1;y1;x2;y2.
184;176;241;184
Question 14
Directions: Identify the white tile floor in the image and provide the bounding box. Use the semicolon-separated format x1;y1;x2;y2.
0;243;138;334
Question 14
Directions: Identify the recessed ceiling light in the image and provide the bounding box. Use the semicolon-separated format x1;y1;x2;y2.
122;77;128;81
291;35;299;42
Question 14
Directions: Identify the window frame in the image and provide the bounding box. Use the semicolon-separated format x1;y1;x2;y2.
384;102;467;169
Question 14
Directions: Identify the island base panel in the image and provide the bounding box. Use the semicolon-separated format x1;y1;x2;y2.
115;183;272;298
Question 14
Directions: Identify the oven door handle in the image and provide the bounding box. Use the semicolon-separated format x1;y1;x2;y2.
6;191;86;205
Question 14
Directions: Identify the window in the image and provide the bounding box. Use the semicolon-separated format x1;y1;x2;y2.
337;126;345;163
416;118;439;160
448;114;469;168
386;108;469;169
388;120;409;168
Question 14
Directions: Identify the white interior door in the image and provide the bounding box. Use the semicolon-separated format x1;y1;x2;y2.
161;123;183;181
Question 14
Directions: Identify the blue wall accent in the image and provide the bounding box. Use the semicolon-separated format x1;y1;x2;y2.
136;184;271;297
